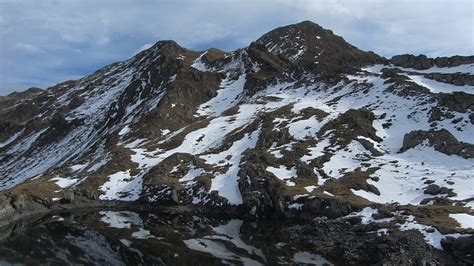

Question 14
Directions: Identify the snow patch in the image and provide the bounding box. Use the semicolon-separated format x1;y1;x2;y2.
50;176;79;188
197;74;246;117
191;51;209;71
70;163;87;172
266;165;297;186
449;213;474;229
293;251;332;265
202;128;261;205
179;167;205;182
99;170;142;201
407;74;472;93
99;211;142;229
304;185;317;193
119;125;131;136
183;219;264;265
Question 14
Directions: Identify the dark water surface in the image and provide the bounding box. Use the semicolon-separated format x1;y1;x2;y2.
0;209;332;265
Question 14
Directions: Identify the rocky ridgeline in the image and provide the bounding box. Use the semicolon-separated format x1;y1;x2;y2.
0;21;473;264
391;54;474;70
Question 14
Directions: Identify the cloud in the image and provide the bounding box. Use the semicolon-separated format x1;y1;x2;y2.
0;0;472;95
14;43;44;54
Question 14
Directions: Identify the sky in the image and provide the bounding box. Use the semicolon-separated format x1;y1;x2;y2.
0;0;473;95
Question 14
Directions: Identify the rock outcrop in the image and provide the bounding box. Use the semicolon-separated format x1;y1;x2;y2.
401;129;474;158
391;54;474;69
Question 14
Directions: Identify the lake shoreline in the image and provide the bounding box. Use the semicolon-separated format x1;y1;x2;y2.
0;199;472;265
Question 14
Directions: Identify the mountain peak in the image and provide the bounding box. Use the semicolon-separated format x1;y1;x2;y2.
132;40;194;62
254;20;382;67
254;21;326;62
152;40;181;48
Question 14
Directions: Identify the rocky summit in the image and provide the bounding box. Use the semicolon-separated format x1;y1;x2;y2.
0;21;473;265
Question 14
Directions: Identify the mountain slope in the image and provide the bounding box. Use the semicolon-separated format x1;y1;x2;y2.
1;21;473;256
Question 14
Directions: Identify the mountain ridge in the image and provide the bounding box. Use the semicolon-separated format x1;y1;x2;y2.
0;20;473;264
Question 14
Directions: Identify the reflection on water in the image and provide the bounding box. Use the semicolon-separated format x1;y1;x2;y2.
0;210;332;265
183;219;265;265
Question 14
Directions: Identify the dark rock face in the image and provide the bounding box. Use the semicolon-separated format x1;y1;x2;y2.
283;218;459;265
391;54;474;69
429;107;444;122
0;88;54;143
401;129;474;159
0;87;44;111
303;197;355;218
391;54;434;70
442;235;474;265
0;121;21;144
436;92;474;113
243;44;289;96
425;73;474;86
238;163;284;218
320;108;381;147
35;113;82;146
